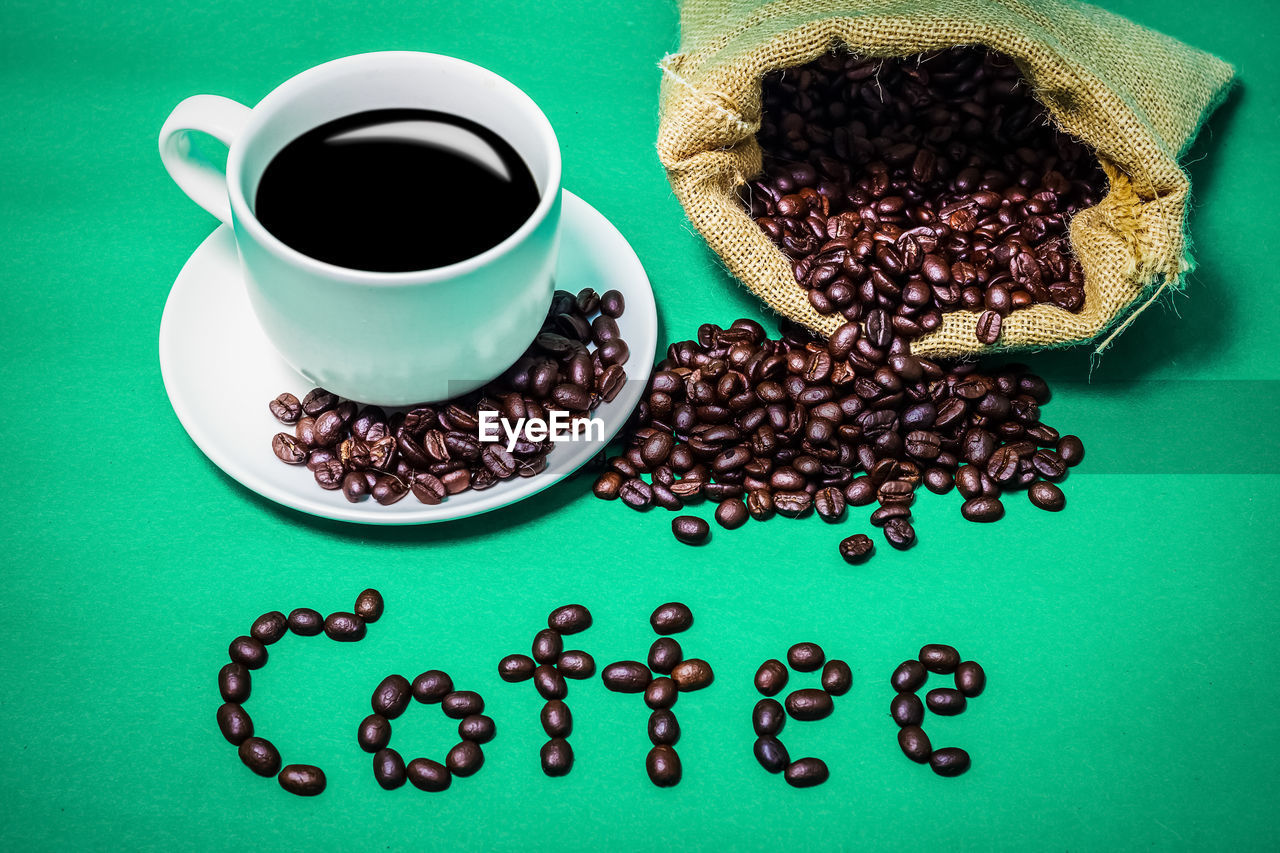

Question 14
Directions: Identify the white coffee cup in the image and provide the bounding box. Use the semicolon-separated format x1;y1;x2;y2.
159;51;561;406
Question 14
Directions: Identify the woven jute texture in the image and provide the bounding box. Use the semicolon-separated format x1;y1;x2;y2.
657;0;1233;356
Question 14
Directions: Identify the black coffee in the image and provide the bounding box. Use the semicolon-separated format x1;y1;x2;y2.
255;108;539;272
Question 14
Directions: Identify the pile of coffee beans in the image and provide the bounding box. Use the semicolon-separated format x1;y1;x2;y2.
497;604;596;776
752;642;851;788
361;667;492;792
269;287;629;503
217;588;384;796
593;317;1082;559
600;602;714;787
890;644;985;777
748;48;1105;333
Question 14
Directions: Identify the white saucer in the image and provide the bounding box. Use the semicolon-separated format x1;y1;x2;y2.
158;190;656;525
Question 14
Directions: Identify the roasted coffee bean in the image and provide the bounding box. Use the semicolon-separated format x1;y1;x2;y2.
458;714;496;744
754;735;790;774
883;517;916;549
278;764;326;796
755;659;789;696
499;654;536;682
270;392;303;424
446;740;484;776
249;611;288;645
784;757;829;788
955;661;987;697
961;497;1005;522
929;746;971;777
272;433;308;464
302;388;338;417
601;661;652;693
373;475;409;505
891;693;925;727
593;471;624;500
649;709;680;745
341;470;370;502
646;745;682;787
926;687;968;715
411;670;454;704
715;498;749;529
532;628;563;665
407;757;452;791
787;642;825;672
1032;449;1067;480
287;607;323;636
898;726;932;763
371;674;412;719
975;310;1002;345
648;637;683;674
217;702;254;745
651;602;694;633
358;713;392;752
785;688;834;721
228;636;268;670
1029;481;1066;511
541;700;572;737
645;676;678;709
821;660;853;696
557;650;596;679
534;665;568;700
891;659;928;693
323;612;366;642
671;659;714;691
410;472;447;504
814;486;846;522
1058;434;1085;466
540;738;574;776
219;663;251;704
441;691;484;719
919;644;961;674
238;736;281;777
353;589;384;623
548;604;593;634
839;533;875;564
373;748;407;789
870;505;911;527
620;478;653;509
845;477;876;506
600;289;625;317
753;698;786;736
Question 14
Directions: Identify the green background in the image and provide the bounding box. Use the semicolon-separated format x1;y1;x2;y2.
2;0;1277;849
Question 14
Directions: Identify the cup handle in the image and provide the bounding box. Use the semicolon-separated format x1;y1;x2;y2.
158;95;252;225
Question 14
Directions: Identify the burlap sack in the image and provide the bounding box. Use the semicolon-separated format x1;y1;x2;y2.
657;0;1234;356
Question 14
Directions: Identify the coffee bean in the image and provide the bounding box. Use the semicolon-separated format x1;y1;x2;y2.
358;713;391;752
955;661;987;697
929;746;971;777
670;659;714;691
926;687;967;715
715;499;749;529
249;611;288;645
412;670;453;704
891;659;928;693
547;604;593;634
645;676;678;709
961;497;1005;522
755;659;789;696
540;738;574;776
373;748;407;789
1058;434;1085;466
276;764;326;797
219;663;251;703
272;433;307;464
1029;481;1065;511
601;661;652;693
270;392;302;424
647;709;679;747
754;735;790;774
814;486;846;522
534;665;568;700
238;736;281;777
441;691;484;719
217;703;253;745
891;692;925;727
323;612;366;642
784;757;829;788
646;745;682;787
445;741;484;777
787;642;825;672
370;674;411;719
671;515;709;545
753;698;786;736
593;471;623;500
541;700;572;737
287;608;323;636
821;660;853;695
844;477;876;506
405;757;452;791
650;602;694;633
919;644;961;674
228;636;267;670
785;688;834;721
648;637;683;674
976;310;1002;345
531;628;563;665
839;533;875;564
458;714;496;744
557;650;596;679
870;505;911;527
898;726;932;763
353;589;384;623
498;654;536;682
883;517;916;549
